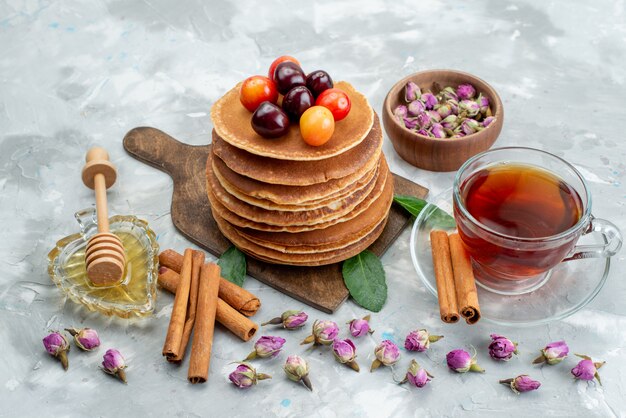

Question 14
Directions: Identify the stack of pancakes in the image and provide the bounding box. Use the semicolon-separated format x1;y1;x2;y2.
207;81;393;266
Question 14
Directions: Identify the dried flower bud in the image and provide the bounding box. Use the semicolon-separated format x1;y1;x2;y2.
332;339;360;372
421;93;438;110
403;117;419;130
441;114;459;130
446;348;484;373
102;348;127;383
430;123;446;139
416;112;432;130
284;355;312;391
500;375;541;394
456;83;476;100
416;128;432;137
482;116;496;128
459;99;480;117
404;329;443;352
447;99;459;115
348;315;373;338
393;104;408;121
532;340;569;365
435;103;453;119
426;110;442;124
400;359;433;388
301;319;339;346
571;354;605;385
65;328;100;351
440;86;458;102
371;340;400;371
42;332;70;371
262;310;308;330
229;362;271;389
459;118;482;136
245;335;286;361
477;93;490;114
405;81;421;102
488;334;518;361
407;100;426;117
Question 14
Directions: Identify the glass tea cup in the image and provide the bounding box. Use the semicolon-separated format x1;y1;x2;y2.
453;147;622;295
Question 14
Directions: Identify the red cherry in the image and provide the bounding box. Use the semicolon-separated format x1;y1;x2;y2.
268;55;301;80
315;88;351;121
240;75;278;112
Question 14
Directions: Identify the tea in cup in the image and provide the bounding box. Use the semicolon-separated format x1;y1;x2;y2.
453;147;622;295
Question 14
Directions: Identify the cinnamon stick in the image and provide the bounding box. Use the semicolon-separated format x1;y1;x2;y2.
162;249;193;360
159;267;258;342
188;262;220;384
430;230;459;323
168;250;205;363
159;249;260;316
449;233;481;324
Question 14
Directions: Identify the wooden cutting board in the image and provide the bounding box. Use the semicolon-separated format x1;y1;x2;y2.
123;127;428;313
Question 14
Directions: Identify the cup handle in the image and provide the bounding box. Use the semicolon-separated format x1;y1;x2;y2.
563;216;623;261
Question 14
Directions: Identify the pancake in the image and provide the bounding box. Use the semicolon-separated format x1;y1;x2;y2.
207;157;390;232
213;156;379;211
211;81;374;161
211;114;383;186
211;140;380;205
213;211;388;266
207;149;381;227
236;174;394;253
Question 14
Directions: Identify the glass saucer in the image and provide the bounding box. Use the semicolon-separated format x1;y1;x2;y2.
409;188;611;326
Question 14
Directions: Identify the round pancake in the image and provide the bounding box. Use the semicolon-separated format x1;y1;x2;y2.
213;156;379;212
207;149;381;227
211;114;383;186
213;211;388;266
236;174;394;253
207;156;390;232
211;81;374;161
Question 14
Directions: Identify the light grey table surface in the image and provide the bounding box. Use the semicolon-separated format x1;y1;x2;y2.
1;1;625;417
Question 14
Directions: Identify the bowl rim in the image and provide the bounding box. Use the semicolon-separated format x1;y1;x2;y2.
384;68;503;144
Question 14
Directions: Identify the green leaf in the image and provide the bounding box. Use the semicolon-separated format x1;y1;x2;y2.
393;194;456;229
217;246;247;286
342;250;387;312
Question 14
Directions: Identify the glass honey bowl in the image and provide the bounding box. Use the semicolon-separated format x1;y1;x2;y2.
48;208;159;318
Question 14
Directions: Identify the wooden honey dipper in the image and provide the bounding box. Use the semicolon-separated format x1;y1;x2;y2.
81;147;126;286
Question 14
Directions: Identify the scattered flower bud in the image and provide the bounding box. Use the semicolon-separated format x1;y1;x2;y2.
229;362;271;389
440;86;458;102
459;118;482;135
441;114;459;130
407;100;426;117
332;338;360;372
371;340;400;371
532;340;569;365
456;83;476;100
416;128;432;137
405;81;421;102
301;319;339;346
403;117;419;130
400;359;433;388
435;103;453;119
65;327;100;351
393;104;408;121
284;355;312;391
244;336;286;361
426;110;442;123
404;329;444;352
416;112;431;130
459;99;480;117
262;310;308;330
430;123;446;139
422;93;438;110
488;334;518;361
477;93;490;114
447;99;459;115
446;348;485;373
348;315;373;338
101;348;127;383
500;375;541;394
571;354;605;385
482;116;496;128
43;332;70;371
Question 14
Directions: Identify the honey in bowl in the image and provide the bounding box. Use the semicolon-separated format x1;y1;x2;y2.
457;164;584;278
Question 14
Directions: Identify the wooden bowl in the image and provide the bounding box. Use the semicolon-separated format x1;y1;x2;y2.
382;69;503;172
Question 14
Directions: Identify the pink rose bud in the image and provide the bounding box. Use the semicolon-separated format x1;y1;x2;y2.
416;112;431;130
393;104;408;121
459;99;480;117
533;340;569;365
43;332;70;371
500;375;541;394
262;310;308;330
348;315;373;338
407;100;426;117
456;83;476;100
284;355;312;391
430;123;446;139
447;99;459;115
403;117;419;130
459;118;482;136
332;338;360;372
405;81;421;102
65;328;100;351
441;114;459;130
477;93;490;114
571;354;605;384
229;362;271;389
426;110;442;123
440;86;458;102
245;335;286;361
101;348;127;383
301;319;339;346
421;93;438;110
446;348;485;373
404;329;444;352
416;128;432;137
400;359;433;388
435;103;453;119
482;116;496;128
488;334;518;361
371;340;400;371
